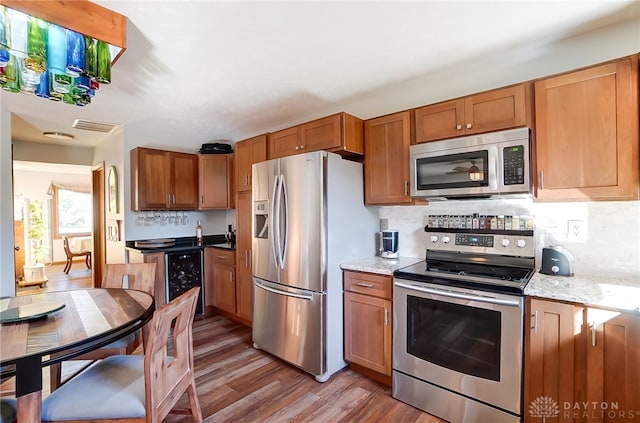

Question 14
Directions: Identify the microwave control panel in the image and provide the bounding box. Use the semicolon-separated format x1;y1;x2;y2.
503;145;525;185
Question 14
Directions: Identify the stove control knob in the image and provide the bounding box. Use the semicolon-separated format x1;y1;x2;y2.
430;235;439;243
442;236;451;244
516;239;526;248
501;238;510;247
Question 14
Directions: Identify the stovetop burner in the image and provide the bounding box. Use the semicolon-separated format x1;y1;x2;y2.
425;258;532;283
395;259;535;295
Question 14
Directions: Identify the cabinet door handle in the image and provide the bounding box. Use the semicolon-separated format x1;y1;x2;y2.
539;170;544;190
356;282;373;288
384;308;389;326
245;250;249;268
591;321;597;346
456;124;462;130
404;180;409;196
466;123;472;129
201;195;204;205
533;310;538;334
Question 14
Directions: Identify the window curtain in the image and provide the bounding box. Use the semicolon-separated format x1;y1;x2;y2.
48;181;91;195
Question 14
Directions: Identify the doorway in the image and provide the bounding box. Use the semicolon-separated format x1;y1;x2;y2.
12;161;98;288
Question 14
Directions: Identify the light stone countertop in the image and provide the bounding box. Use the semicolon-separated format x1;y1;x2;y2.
340;256;424;276
525;272;640;313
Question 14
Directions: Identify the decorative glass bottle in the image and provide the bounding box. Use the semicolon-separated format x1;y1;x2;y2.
25;15;47;73
66;29;84;76
83;36;97;79
96;39;111;84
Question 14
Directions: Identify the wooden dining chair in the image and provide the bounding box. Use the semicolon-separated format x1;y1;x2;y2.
42;287;203;423
49;262;157;391
62;236;92;274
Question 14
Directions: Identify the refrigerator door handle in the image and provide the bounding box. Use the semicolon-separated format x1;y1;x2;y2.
271;174;281;268
280;174;288;268
255;280;313;301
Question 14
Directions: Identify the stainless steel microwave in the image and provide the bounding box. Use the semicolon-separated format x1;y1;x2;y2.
410;127;531;199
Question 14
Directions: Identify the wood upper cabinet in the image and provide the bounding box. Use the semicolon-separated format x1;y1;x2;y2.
343;270;392;381
130;147;199;211
198;154;234;209
534;55;639;201
235;190;253;324
205;247;236;314
414;83;531;143
364;111;412;205
268;112;364;159
524;298;640;422
235;134;267;192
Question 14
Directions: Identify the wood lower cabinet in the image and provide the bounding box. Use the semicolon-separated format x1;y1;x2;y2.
204;247;236;314
131;147;199;210
343;270;392;385
414;83;531;143
235;134;267;192
534;55;639;201
364;111;412;205
198;154;234;209
524;298;580;422
268;112;363;159
524;297;640;422
235;190;253;324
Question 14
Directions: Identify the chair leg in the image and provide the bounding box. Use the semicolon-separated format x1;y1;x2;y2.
86;253;91;270
187;380;203;422
50;363;62;392
63;258;71;274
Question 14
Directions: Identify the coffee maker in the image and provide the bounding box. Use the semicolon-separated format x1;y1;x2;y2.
380;230;399;259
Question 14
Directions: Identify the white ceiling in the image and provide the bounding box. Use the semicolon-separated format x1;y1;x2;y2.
4;1;640;149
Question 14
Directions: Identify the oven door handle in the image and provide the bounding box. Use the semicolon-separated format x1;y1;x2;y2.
394;281;521;307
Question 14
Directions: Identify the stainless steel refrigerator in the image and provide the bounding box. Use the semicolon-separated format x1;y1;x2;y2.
252;151;378;382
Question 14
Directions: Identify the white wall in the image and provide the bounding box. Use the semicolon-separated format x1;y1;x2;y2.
0;98;16;297
380;199;640;280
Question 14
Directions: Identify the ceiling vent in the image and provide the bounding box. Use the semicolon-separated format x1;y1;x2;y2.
72;119;118;133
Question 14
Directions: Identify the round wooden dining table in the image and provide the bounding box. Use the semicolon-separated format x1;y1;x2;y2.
0;288;155;423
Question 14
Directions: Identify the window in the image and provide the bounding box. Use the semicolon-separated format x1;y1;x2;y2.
53;185;92;238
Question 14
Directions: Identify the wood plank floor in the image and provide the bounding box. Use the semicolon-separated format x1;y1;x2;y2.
166;314;445;423
7;263;446;422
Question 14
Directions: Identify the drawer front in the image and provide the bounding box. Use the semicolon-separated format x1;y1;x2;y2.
343;270;392;299
210;248;236;265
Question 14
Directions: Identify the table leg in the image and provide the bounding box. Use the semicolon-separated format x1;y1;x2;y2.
15;355;42;423
17;391;42;423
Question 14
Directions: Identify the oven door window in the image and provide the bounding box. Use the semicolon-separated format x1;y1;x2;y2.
416;150;488;190
407;295;500;381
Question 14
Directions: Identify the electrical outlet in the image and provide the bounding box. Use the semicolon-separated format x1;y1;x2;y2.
567;220;586;242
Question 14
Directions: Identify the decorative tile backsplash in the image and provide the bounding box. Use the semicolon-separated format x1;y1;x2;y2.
379;199;640;280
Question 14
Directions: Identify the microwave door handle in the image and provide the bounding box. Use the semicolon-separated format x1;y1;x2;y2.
488;146;499;191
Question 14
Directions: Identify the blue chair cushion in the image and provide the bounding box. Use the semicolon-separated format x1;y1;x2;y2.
0;398;17;423
101;332;137;349
42;355;145;421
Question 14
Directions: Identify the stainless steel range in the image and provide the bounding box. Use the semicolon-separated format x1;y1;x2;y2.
393;219;535;423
